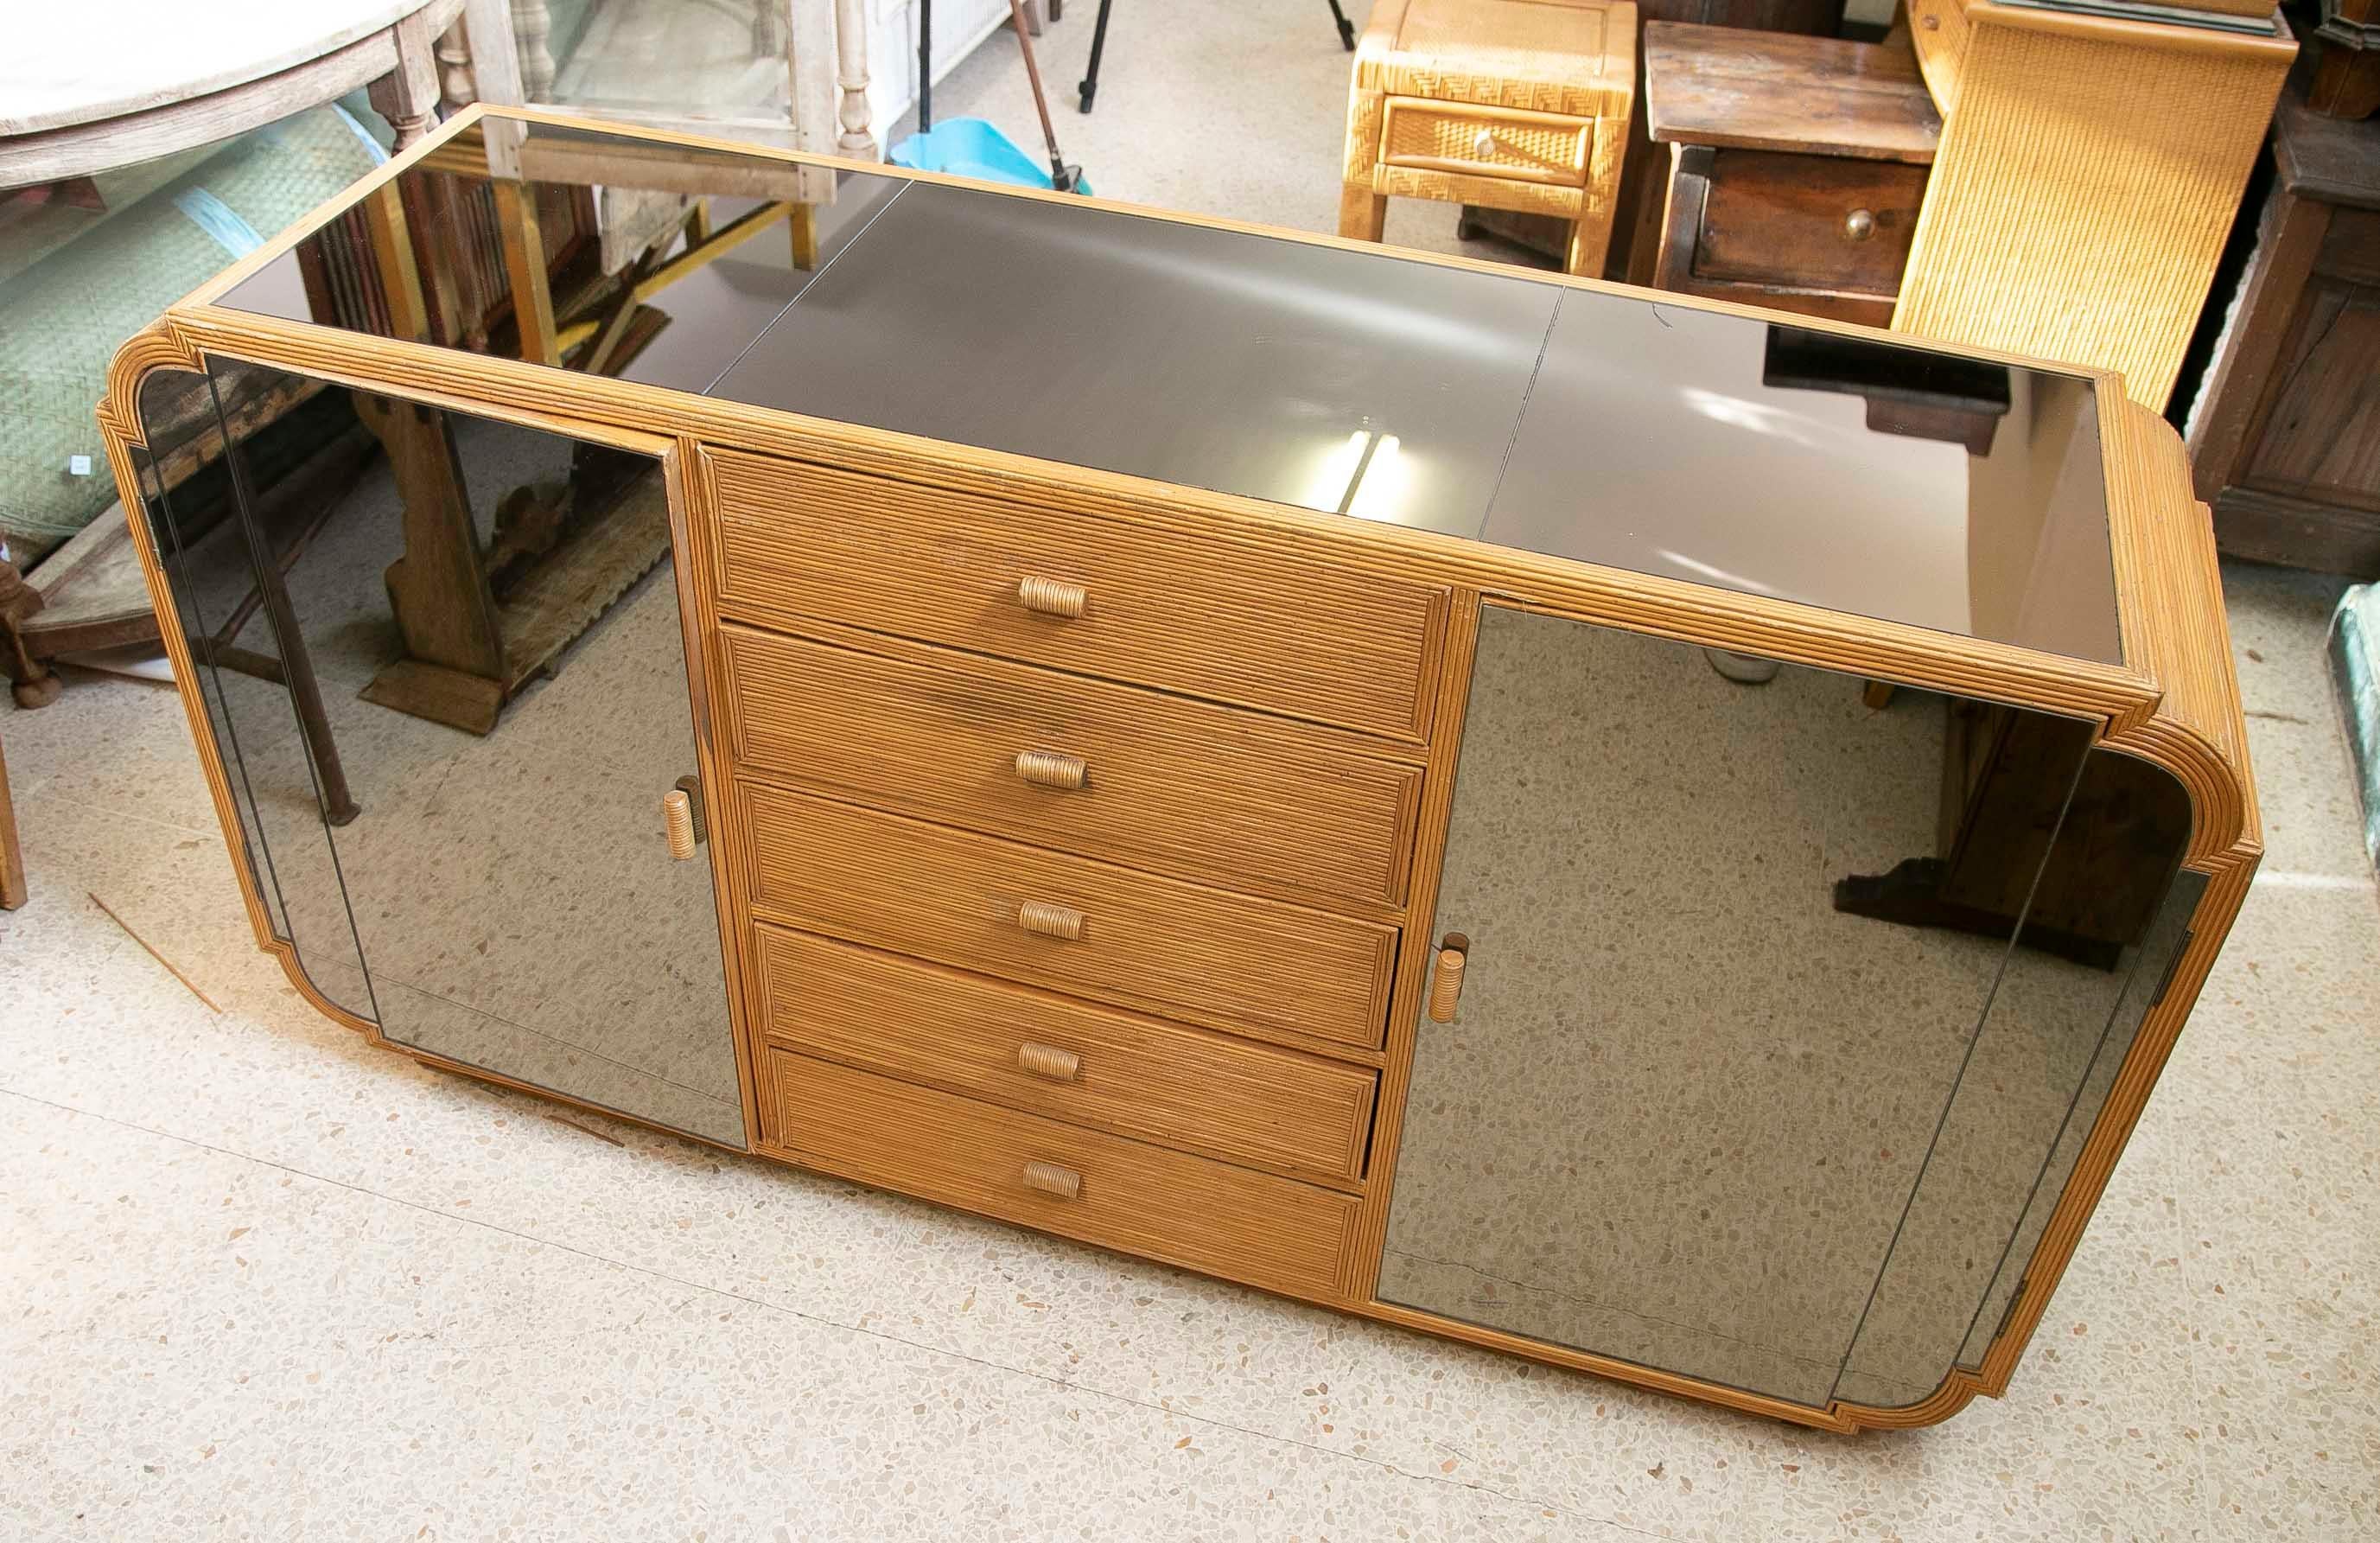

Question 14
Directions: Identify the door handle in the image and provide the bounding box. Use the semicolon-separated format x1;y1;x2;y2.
1427;944;1467;1023
662;774;706;860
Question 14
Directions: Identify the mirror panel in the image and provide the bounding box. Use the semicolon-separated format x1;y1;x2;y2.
1835;773;2199;1406
139;354;745;1145
1380;605;2119;1406
135;366;372;1015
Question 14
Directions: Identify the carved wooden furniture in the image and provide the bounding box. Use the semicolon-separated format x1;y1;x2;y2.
2309;0;2380;118
1339;0;1638;277
1645;23;1939;328
1896;0;2295;408
102;106;2261;1433
2187;66;2380;576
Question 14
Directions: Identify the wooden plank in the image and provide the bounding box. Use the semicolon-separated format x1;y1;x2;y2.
1643;23;1940;163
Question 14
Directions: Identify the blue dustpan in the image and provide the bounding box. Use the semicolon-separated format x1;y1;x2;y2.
891;118;1091;195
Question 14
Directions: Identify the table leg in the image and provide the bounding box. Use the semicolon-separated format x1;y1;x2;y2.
0;729;25;909
1077;0;1114;112
1338;182;1385;243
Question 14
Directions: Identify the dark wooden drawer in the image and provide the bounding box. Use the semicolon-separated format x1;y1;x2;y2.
1693;149;1925;296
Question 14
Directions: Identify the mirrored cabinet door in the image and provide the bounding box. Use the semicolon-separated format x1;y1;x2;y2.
133;356;746;1146
1382;605;2194;1410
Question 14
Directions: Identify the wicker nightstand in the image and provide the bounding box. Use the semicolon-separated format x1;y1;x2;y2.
1339;0;1638;277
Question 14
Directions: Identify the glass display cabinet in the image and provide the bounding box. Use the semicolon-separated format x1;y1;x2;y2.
98;105;2258;1431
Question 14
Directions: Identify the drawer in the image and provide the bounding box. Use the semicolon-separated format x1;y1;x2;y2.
705;450;1443;743
1694;150;1925;297
761;1048;1360;1300
754;926;1378;1183
1379;98;1593;187
720;623;1422;909
738;782;1397;1053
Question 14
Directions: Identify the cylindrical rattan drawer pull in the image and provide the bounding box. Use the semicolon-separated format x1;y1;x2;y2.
1016;1041;1081;1081
662;789;697;861
1017;576;1086;618
1021;1159;1082;1200
1018;900;1086;940
1015;749;1088;790
1427;946;1467;1023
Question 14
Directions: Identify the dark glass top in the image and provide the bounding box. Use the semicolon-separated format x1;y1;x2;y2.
220;116;2120;664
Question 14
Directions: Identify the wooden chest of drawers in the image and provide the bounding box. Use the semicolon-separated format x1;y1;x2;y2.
706;443;1441;1304
111;105;2259;1435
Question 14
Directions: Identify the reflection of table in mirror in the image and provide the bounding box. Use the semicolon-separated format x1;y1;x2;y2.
100;105;2259;1433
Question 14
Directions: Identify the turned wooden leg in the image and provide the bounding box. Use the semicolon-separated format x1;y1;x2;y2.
372;8;442;149
0;558;60;710
1339;182;1386;243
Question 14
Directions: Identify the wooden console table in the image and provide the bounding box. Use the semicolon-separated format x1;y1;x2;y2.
100;106;2258;1432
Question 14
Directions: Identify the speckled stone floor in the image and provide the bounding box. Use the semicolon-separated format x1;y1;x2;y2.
4;3;2378;1534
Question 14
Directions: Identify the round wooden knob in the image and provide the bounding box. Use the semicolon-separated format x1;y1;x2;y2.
1844;208;1875;242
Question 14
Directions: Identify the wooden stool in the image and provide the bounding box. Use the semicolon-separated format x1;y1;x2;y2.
1339;0;1638;277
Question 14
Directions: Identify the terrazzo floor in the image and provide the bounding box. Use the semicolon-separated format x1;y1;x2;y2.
5;3;2379;1536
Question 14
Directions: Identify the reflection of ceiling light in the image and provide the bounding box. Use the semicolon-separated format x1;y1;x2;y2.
1301;426;1411;524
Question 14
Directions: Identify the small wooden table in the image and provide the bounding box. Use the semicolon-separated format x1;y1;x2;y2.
1339;0;1637;277
1644;23;1938;327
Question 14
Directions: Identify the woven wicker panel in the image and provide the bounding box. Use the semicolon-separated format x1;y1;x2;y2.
1893;11;2292;410
1356;0;1634;119
1381;101;1591;184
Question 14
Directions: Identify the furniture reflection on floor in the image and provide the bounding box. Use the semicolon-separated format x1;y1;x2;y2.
103;107;2261;1433
1645;22;1938;328
2187;65;2380;577
1340;0;1638;277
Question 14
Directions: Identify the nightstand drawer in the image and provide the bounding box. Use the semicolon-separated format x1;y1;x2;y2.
761;1049;1361;1299
706;449;1444;743
719;623;1422;909
1692;149;1925;297
753;927;1378;1183
1379;99;1594;186
738;783;1397;1054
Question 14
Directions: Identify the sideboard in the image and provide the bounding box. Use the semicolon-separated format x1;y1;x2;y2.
99;105;2259;1431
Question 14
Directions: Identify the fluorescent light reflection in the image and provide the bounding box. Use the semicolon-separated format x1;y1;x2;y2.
1299;427;1416;525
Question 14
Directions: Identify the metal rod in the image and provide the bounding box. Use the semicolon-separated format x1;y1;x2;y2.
918;0;933;132
1077;0;1112;112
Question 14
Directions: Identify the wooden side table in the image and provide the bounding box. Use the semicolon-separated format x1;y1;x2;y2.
1339;0;1637;277
2188;68;2380;575
1644;24;1939;328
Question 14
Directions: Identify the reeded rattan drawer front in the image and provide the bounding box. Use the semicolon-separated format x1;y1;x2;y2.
1379;99;1593;186
738;782;1398;1054
704;449;1443;743
754;925;1378;1183
761;1048;1360;1300
719;623;1422;909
